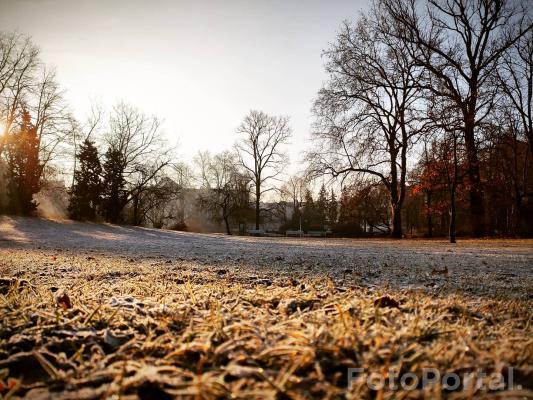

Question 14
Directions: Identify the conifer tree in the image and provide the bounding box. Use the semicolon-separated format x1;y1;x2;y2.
68;139;102;220
102;147;126;223
316;184;328;228
327;189;338;226
302;189;317;230
5;110;43;215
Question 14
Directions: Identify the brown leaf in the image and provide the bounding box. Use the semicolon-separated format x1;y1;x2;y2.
55;290;72;309
374;296;400;309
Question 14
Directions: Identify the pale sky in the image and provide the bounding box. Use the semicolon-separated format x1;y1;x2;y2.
0;0;370;171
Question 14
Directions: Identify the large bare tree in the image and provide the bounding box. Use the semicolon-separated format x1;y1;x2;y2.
0;31;39;143
497;29;533;157
381;0;533;236
309;10;425;238
427;96;465;243
1;31;74;215
235;110;291;230
104;102;174;223
31;68;75;177
1;32;73;179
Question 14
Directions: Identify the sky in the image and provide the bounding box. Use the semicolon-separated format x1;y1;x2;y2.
0;0;370;172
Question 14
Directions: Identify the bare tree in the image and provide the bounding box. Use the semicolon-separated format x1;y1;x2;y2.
497;29;533;157
70;102;104;186
308;10;425;238
133;175;182;227
0;31;40;155
441;130;462;244
1;32;73;183
281;174;308;211
31;68;75;178
382;0;533;236
144;162;192;228
104;102;174;223
172;161;193;189
195;151;249;234
486;105;532;235
423;90;468;243
235;110;291;230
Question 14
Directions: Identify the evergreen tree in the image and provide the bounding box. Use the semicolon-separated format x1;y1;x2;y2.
327;189;338;226
335;186;360;235
288;206;302;230
337;186;351;223
316;184;328;228
5;110;43;215
68;139;103;220
302;189;317;230
102;147;126;223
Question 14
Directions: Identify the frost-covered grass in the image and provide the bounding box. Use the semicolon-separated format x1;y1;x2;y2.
0;217;532;399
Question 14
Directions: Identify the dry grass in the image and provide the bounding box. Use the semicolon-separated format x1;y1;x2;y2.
0;247;532;399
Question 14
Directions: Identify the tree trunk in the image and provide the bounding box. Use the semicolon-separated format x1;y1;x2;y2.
255;184;260;230
389;147;403;238
426;191;433;238
449;133;458;244
390;203;402;238
224;216;231;235
108;195;119;224
514;196;522;235
449;186;457;244
132;195;140;226
464;116;485;237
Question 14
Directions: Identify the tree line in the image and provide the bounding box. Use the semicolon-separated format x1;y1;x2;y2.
0;33;290;229
1;0;533;240
308;0;533;240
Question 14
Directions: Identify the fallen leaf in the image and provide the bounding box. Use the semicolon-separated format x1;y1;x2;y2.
55;290;72;309
374;296;400;309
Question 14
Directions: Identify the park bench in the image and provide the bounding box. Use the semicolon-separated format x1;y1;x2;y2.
306;230;326;238
286;230;304;237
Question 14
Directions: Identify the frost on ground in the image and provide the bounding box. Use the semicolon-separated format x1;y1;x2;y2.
0;217;532;399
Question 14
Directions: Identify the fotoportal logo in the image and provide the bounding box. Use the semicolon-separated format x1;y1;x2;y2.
347;367;519;392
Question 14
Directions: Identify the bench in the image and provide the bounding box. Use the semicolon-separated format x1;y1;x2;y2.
286;230;304;237
306;231;326;238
